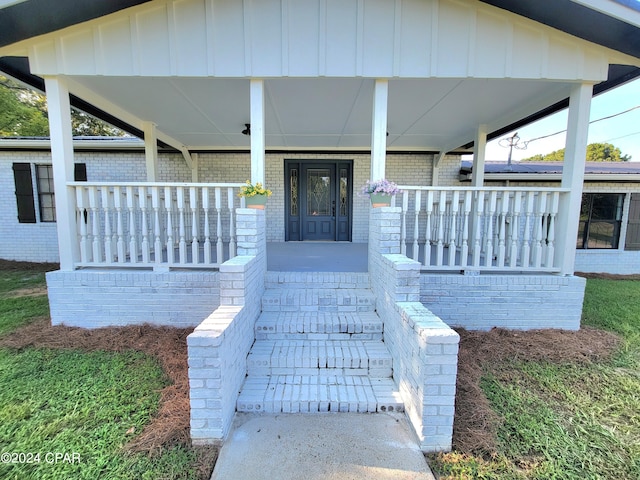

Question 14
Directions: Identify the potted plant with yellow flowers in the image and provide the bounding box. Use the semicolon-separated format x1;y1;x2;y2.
238;180;273;209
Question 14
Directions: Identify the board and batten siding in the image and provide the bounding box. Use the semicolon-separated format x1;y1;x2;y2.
18;0;618;81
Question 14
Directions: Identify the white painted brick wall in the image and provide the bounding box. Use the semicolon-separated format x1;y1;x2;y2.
575;250;640;274
420;273;586;331
434;154;465;187
197;151;438;243
46;270;220;328
2;150;442;259
188;209;266;444
0;151;190;262
6;148;640;274
368;207;459;453
488;180;640;274
0;153;60;262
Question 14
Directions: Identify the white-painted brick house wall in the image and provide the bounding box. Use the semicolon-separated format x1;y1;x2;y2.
368;207;459;452
485;179;640;274
3;148;639;274
47;270;220;328
188;209;266;443
0;152;59;262
1;149;443;261
420;273;586;331
0;150;190;262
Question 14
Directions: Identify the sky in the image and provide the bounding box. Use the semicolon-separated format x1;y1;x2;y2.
472;77;640;162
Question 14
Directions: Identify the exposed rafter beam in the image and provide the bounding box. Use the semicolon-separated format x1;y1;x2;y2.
433;151;446;167
63;76;193;166
180;146;194;171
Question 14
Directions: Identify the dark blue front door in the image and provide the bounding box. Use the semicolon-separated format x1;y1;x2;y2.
303;165;335;240
285;161;352;241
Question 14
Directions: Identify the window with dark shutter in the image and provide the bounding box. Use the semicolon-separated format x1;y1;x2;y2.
625;193;640;251
12;163;37;223
36;165;56;222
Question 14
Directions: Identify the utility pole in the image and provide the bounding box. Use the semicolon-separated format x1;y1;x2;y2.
499;131;525;171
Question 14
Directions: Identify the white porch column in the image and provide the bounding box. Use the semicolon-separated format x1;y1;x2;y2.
371;79;388;180
472;124;487;187
250;79;265;185
143;121;159;181
44;76;78;271
557;83;593;275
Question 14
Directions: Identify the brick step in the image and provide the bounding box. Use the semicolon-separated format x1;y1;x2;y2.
261;288;376;312
265;272;370;290
255;311;382;340
236;375;404;414
247;339;392;377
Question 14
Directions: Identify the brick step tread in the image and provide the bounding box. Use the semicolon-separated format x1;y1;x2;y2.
236;375;403;414
265;272;370;289
247;339;392;372
261;288;376;311
255;311;382;336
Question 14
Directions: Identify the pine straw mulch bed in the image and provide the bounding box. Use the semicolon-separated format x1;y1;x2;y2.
0;262;631;475
0;318;217;480
2;313;620;471
449;271;630;455
452;326;622;455
0;259;60;272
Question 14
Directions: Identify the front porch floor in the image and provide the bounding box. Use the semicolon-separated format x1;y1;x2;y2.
267;242;368;272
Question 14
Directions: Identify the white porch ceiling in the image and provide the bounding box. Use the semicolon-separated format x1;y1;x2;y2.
69;76;574;152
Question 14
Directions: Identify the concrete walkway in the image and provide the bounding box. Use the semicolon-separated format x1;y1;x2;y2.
211;413;436;480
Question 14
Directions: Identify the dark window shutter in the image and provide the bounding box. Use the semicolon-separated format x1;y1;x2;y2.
626;193;640;251
74;163;87;181
12;163;36;223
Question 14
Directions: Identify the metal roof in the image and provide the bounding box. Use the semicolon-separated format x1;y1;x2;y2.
460;160;640;182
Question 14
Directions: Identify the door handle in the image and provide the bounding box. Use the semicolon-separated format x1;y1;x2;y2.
332;200;336;217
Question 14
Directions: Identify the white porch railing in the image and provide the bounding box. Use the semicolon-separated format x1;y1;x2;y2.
396;186;570;272
69;182;245;269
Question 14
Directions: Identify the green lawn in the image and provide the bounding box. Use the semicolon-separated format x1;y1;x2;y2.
0;266;208;480
0;270;50;336
2;266;639;479
432;277;640;480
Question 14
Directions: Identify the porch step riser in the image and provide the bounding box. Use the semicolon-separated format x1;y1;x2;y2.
262;289;376;312
256;333;382;341
237;278;405;415
247;340;392;377
236;376;403;414
255;312;382;340
248;367;392;376
265;272;370;290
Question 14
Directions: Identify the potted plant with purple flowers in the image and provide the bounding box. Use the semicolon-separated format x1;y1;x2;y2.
361;179;402;207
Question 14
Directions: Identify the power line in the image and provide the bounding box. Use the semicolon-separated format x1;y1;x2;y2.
602;131;640;143
590;105;640;125
503;105;640;150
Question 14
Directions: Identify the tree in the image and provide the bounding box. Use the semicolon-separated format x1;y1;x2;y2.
0;76;126;137
522;142;631;162
0;77;49;136
585;142;631;162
